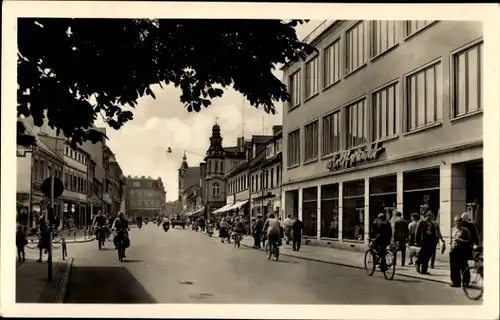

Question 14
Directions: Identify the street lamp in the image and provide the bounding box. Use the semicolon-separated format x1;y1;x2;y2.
166;147;205;157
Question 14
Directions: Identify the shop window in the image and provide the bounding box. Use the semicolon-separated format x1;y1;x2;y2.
322;110;341;156
302;187;318;237
465;161;483;244
345;21;368;75
305;56;319;98
371;20;400;57
320;184;339;239
403;168;440;221
372;81;399;141
405;62;442;132
404;20;434;38
346;98;367;149
342;180;365;241
323;39;341;88
289;69;302;109
452;42;483;118
287;129;300;167
304;120;319;161
369;175;397;225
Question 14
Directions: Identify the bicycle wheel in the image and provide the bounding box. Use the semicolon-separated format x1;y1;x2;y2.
383;251;396;280
463;266;483;300
52;233;63;248
266;243;271;260
364;250;376;276
26;234;39;249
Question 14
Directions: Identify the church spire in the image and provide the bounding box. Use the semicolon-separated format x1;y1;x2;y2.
206;122;224;157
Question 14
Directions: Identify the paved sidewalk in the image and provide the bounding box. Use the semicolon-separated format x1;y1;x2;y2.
237;235;451;284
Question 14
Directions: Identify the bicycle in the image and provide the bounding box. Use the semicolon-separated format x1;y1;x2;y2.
364;241;396;280
463;247;483;300
115;230;128;262
232;232;242;248
26;228;63;249
265;239;280;261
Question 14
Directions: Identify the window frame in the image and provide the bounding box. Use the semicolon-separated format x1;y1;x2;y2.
287;128;301;168
323;37;342;90
288;69;302;110
303;119;320;163
321;108;342;158
403;20;435;40
370;20;401;60
450;39;484;120
304;55;320;99
370;79;400;142
345;96;368;149
212;183;220;197
403;58;443;134
344;20;369;77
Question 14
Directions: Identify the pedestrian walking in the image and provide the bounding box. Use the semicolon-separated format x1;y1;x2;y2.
428;211;445;269
408;213;420;265
36;211;50;263
449;216;472;287
16;225;27;262
283;215;293;245
393;211;409;266
415;211;437;275
291;216;304;251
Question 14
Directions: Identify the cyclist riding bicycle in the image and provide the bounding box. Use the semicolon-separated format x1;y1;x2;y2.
112;212;130;257
136;216;143;229
93;210;108;248
231;217;246;241
369;213;393;267
262;212;281;249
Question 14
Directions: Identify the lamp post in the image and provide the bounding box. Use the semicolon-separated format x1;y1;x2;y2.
166;147;205;158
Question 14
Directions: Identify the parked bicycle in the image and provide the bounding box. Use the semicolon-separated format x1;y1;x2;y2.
463;246;483;300
265;239;280;261
364;241;396;280
26;228;63;249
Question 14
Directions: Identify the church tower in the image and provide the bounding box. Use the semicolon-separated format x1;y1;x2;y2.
203;122;226;219
178;152;188;201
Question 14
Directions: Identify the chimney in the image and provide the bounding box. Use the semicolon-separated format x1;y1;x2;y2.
272;125;283;136
236;137;244;152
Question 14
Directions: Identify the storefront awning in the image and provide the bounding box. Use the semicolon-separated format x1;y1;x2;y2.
187;207;205;217
213;203;234;214
253;193;276;202
227;200;249;211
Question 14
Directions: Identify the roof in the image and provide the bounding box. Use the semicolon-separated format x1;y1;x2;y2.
261;152;282;168
252;135;273;145
226;161;249;179
183;167;200;190
18;118;63;161
248;149;267;171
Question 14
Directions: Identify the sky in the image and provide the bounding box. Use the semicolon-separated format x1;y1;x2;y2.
96;21;323;202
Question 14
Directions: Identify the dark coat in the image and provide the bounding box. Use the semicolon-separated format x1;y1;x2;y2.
393;217;409;242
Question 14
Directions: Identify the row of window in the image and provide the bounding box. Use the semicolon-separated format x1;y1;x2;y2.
207;159;224;175
250;165;281;193
228;174;248;195
130;200;162;208
33;156;63;183
289;20;436;108
64;167;88;194
64;145;88;165
132;181;154;188
129;189;162;197
287;40;483;167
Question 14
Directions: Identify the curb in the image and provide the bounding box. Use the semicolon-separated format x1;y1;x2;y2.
55;257;74;303
64;238;94;244
240;242;450;285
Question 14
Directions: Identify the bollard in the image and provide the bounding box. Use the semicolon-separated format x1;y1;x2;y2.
74;230;76;242
61;237;67;260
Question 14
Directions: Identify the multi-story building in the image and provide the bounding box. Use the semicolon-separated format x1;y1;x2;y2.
125;176;166;218
16;117;65;228
282;20;483;256
103;145;125;217
202;123;247;219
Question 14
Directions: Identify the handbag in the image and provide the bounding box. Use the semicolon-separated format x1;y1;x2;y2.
440;241;446;254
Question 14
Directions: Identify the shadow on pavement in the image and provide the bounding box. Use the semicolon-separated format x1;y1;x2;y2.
122;259;144;263
65;266;156;303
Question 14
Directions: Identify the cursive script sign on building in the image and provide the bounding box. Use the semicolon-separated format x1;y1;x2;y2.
326;142;385;172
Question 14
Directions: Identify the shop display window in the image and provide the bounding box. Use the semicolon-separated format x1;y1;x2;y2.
369;174;397;225
320;184;339;239
302;187;318;237
343;180;365;241
403;168;440;220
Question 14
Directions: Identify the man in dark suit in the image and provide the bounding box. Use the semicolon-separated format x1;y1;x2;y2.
393;211;409;266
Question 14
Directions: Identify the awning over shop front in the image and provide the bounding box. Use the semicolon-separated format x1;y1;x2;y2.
227;200;249;211
213;203;234;214
187;207;205;217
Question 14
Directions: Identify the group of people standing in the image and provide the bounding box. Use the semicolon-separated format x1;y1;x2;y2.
370;204;480;288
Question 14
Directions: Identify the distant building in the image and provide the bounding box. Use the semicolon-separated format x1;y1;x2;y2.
177;153;203;218
125;175;166;218
103;146;125;217
201;123;247;219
